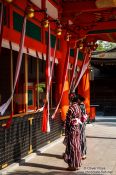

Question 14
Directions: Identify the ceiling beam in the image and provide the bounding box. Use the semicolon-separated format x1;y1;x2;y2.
87;21;116;34
62;1;96;15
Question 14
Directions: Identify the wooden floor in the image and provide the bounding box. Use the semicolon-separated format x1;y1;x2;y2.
1;116;116;175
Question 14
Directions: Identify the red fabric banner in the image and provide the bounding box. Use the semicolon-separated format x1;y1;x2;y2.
0;15;27;117
5;112;13;129
42;29;58;132
72;50;91;92
51;42;70;119
42;24;51;132
36;36;57;114
70;48;79;91
49;38;57;90
42;103;48;132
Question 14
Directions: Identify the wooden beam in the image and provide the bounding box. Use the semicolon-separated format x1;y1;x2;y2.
96;0;116;8
107;33;116;42
87;21;116;34
62;1;96;14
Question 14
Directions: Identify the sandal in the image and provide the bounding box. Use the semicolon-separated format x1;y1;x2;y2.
82;155;86;160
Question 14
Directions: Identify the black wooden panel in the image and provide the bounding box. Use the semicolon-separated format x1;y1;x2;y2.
0;111;62;169
32;111;62;150
0;115;30;169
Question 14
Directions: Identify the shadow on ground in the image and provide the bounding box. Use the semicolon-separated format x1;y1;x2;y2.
7;170;91;175
20;162;66;171
36;152;63;159
7;162;91;175
86;135;116;140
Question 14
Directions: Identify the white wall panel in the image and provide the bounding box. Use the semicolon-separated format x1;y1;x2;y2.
2;39;10;49
2;40;58;62
46;0;58;19
30;0;42;8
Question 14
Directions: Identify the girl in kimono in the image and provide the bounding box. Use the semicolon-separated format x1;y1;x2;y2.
64;92;82;171
78;95;87;160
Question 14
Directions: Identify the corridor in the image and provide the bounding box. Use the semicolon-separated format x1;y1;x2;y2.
1;116;116;175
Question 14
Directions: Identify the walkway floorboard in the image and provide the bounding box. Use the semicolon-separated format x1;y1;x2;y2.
1;116;116;175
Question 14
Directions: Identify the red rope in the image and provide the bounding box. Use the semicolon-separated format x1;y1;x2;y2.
5;112;14;129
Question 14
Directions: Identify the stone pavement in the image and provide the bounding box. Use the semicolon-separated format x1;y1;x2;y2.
1;116;116;175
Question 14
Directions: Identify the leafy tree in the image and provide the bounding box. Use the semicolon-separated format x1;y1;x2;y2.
96;40;116;51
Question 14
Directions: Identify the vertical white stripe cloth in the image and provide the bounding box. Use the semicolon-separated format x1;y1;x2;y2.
73;52;91;92
42;24;51;133
0;16;27;115
37;37;57;114
46;24;51;132
51;42;70;119
70;48;79;91
49;37;57;91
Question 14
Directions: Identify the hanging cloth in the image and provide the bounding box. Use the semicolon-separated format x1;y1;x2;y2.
42;24;51;132
69;48;79;92
51;42;70;119
36;37;57;114
49;37;57;91
72;53;87;91
72;50;91;92
0;15;27;115
5;42;13;128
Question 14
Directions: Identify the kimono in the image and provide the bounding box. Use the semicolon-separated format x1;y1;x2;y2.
80;103;87;157
64;102;82;168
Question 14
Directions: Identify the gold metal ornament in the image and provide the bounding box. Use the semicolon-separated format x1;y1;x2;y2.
56;28;62;36
4;0;13;3
43;19;49;28
66;33;71;41
27;7;35;18
79;43;83;50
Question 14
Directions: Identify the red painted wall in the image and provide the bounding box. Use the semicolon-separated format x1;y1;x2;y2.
2;0;71;120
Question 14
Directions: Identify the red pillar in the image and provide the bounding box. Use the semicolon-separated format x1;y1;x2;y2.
56;36;69;121
78;68;90;115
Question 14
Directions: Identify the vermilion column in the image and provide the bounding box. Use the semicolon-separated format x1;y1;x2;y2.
56;37;69;121
78;68;90;115
60;78;69;121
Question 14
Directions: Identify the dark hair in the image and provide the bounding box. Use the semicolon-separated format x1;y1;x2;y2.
69;92;79;102
78;94;85;102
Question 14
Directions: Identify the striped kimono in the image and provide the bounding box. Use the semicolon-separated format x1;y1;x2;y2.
64;102;82;168
80;103;87;157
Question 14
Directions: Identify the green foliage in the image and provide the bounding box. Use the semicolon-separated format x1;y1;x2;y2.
96;40;116;51
37;83;45;92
